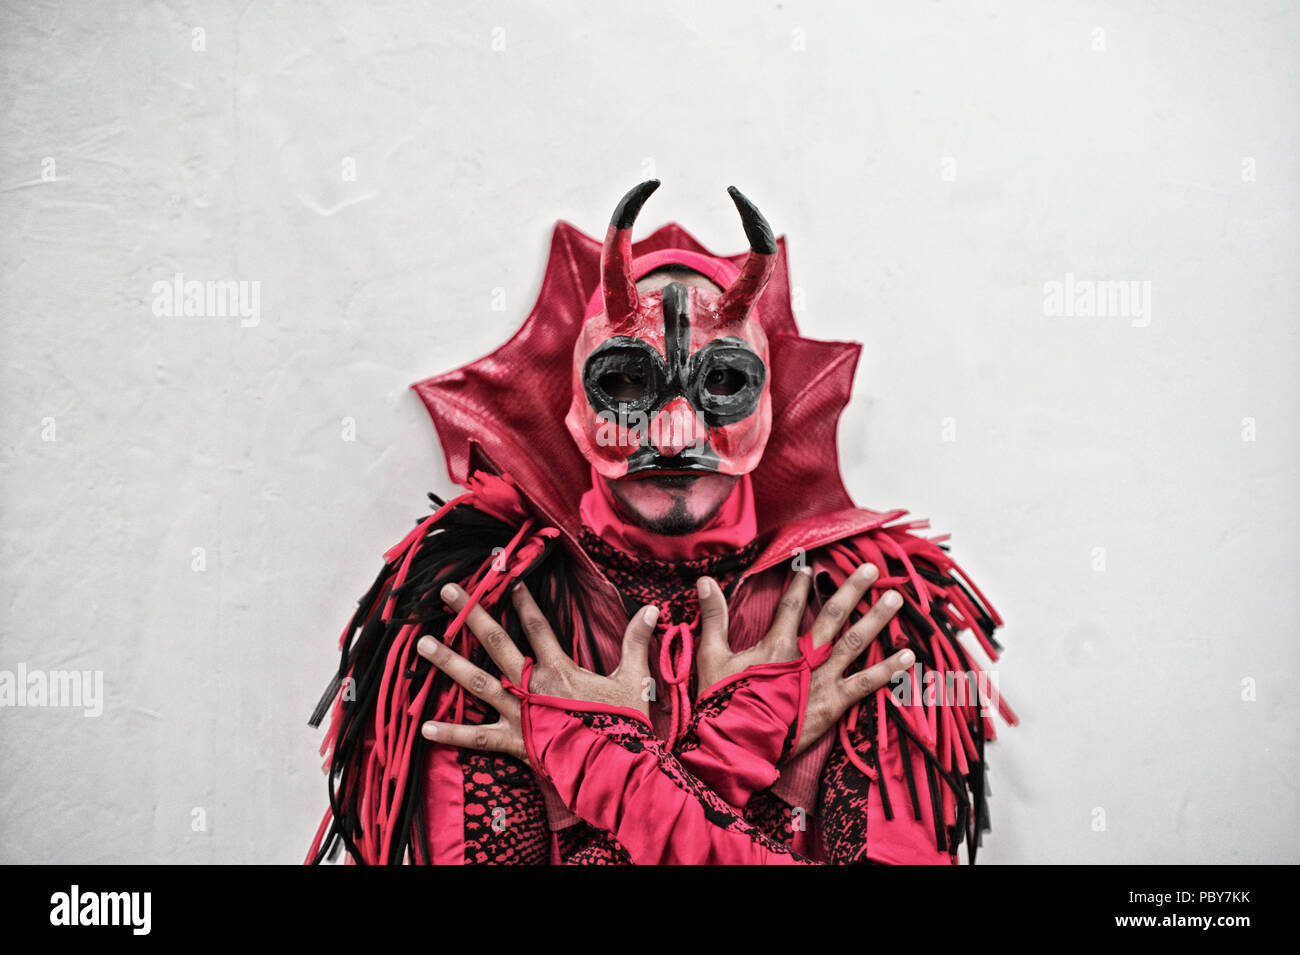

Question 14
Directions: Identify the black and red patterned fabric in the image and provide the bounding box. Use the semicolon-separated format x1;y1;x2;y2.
458;751;550;865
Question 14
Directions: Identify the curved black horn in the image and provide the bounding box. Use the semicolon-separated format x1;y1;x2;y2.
601;179;660;327
717;185;777;324
727;185;777;255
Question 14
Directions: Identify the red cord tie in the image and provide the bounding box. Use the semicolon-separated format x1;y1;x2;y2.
657;610;696;750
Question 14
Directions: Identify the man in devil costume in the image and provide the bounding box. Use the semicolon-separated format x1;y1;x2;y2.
307;181;1016;865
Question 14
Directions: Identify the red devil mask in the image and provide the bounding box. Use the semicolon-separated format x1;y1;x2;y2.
565;181;778;479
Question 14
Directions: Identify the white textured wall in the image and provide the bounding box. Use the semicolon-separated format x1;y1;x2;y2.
1;0;1296;864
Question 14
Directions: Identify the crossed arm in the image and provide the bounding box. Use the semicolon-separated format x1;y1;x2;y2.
416;562;915;865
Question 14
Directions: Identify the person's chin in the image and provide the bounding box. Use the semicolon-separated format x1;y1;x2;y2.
607;470;738;535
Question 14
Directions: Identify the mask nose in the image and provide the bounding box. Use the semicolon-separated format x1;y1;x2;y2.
649;396;706;458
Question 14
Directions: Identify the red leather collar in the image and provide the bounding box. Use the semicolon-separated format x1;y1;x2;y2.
412;220;868;556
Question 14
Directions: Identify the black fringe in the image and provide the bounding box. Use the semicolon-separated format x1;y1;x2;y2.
307;496;578;865
845;537;1000;865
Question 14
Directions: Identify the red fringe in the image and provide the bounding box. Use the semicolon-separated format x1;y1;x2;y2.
816;515;1011;857
312;473;563;864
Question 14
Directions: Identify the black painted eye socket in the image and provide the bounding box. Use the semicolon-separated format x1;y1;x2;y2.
583;335;765;428
599;366;649;401
703;367;746;396
691;339;765;425
583;339;664;414
599;372;646;400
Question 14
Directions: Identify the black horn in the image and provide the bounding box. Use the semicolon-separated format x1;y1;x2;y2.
716;186;777;325
601;179;660;329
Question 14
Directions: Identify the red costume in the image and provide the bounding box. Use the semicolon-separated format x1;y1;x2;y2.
307;182;1016;865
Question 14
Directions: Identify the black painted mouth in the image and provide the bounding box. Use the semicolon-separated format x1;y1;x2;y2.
623;448;721;478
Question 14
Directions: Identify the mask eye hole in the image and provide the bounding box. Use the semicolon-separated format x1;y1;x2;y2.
599;369;648;401
585;342;658;410
704;367;746;396
690;338;766;425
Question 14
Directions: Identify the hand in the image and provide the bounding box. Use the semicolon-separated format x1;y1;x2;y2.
416;581;658;761
694;563;916;756
693;573;801;697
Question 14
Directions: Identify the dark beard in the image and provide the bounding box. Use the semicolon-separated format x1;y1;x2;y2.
610;485;729;536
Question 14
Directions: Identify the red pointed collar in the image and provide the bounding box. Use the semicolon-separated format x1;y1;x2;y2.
412;219;883;558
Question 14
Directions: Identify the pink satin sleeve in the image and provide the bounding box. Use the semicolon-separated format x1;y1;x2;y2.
677;631;832;809
504;662;815;866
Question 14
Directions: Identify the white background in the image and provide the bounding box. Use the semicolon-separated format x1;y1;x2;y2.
1;0;1296;864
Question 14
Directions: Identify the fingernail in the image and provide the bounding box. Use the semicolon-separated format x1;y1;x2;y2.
855;563;878;581
797;565;812;576
883;590;903;608
899;650;915;667
422;723;438;739
697;577;712;598
418;636;437;655
440;583;460;602
642;605;660;625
